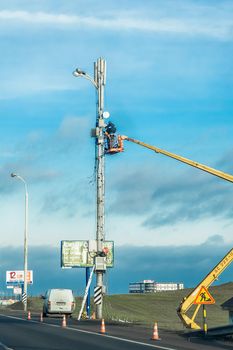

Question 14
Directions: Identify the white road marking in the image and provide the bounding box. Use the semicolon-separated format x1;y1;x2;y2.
0;341;14;350
0;314;178;350
67;327;177;350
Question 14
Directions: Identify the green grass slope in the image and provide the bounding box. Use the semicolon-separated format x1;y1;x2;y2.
100;282;233;331
6;282;233;331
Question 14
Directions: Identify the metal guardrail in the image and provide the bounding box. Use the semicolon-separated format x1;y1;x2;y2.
206;325;233;337
186;325;233;338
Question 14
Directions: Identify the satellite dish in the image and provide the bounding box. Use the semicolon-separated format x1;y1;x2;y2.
103;111;110;119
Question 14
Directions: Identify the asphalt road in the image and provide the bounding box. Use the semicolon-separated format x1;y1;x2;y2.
0;311;232;350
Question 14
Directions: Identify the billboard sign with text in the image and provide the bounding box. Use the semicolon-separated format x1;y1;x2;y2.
6;270;33;285
61;240;114;268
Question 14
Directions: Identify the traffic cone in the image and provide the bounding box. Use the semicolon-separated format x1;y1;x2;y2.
100;319;106;334
62;315;67;328
27;311;31;320
151;322;160;340
40;312;43;322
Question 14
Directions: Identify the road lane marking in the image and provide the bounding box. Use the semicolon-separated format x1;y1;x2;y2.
0;341;14;350
0;314;178;350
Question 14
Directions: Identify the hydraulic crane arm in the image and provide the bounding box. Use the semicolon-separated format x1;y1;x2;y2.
121;136;233;183
120;135;233;329
177;248;233;329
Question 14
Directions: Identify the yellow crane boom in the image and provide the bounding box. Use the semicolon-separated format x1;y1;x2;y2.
121;135;233;329
121;136;233;183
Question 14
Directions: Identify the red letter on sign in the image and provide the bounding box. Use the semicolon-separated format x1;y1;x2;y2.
10;271;16;279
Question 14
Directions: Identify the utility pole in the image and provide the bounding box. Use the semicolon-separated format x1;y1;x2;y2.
11;173;28;312
94;58;106;319
73;58;107;319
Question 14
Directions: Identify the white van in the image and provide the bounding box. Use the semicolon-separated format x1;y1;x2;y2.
42;289;75;317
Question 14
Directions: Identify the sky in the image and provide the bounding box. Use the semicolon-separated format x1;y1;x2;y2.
1;0;233;296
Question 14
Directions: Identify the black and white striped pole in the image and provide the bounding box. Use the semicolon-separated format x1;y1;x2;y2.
94;286;102;305
22;292;27;305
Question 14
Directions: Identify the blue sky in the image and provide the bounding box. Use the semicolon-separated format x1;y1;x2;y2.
1;0;233;294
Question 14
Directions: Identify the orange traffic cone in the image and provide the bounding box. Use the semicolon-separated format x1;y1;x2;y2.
27;311;31;320
40;312;43;322
151;322;160;340
62;315;67;328
100;319;106;334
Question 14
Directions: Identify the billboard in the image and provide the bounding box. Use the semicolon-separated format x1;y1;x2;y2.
61;240;114;268
6;270;33;285
13;287;22;295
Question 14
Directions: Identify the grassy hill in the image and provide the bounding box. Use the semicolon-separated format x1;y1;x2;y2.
100;282;233;330
6;282;233;331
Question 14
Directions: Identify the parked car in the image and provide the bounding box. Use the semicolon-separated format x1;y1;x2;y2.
42;289;76;317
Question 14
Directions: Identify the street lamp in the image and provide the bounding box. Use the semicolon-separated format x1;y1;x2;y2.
11;173;28;312
73;58;106;319
73;68;98;88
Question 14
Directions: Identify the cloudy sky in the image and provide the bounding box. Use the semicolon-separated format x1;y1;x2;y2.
1;0;233;295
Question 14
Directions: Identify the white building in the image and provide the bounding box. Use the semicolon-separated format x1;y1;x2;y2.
129;280;184;293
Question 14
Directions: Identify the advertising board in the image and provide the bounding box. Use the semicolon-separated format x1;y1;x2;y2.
61;240;114;268
13;287;22;295
6;270;33;285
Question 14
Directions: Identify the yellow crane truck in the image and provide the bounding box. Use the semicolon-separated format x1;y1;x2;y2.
176;248;233;329
117;135;233;329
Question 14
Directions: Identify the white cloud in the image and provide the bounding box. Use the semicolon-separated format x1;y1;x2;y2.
0;76;75;100
0;6;233;40
0;10;76;24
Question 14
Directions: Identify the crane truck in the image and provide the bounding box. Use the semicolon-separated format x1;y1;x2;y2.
110;135;233;329
176;248;233;329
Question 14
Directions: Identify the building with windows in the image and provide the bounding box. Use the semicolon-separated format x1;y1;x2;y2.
129;280;184;293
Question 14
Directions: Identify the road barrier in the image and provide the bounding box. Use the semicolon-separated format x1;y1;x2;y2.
151;322;160;340
100;319;106;334
27;311;31;320
40;312;43;322
62;315;67;328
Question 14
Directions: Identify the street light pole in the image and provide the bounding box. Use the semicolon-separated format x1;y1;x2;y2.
95;58;106;320
73;58;106;319
11;173;28;312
